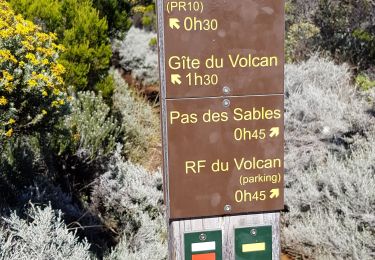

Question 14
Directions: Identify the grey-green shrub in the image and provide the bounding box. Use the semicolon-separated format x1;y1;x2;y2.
283;131;375;259
283;56;375;259
66;91;121;159
19;179;87;225
284;56;369;174
105;215;167;260
369;88;375;112
112;70;159;162
116;26;159;85
91;146;166;258
0;204;92;260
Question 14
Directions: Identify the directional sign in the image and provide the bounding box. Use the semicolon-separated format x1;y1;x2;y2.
169;18;181;29
161;0;284;99
158;0;284;220
171;74;182;85
269;127;280;138
166;95;284;219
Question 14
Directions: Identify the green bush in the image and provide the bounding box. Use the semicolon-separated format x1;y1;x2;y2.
286;0;375;71
92;0;132;37
9;0;112;90
149;37;157;48
92;0;156;36
60;0;111;89
6;0;64;33
356;73;375;91
313;0;375;70
94;73;115;102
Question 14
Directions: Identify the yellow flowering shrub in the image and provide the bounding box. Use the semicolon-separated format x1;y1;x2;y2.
130;1;156;31
0;1;68;139
10;0;112;90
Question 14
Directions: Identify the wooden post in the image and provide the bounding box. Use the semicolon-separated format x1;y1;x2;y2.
157;1;284;259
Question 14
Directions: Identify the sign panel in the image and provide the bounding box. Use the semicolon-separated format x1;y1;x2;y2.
162;0;284;98
167;95;284;219
158;0;284;220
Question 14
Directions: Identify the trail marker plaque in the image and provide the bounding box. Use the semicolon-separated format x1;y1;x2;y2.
235;226;273;259
184;230;223;260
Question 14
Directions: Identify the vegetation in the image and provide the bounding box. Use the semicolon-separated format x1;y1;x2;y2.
9;0;112;90
0;0;374;259
0;204;92;260
92;0;156;36
115;27;159;85
356;73;375;91
286;0;375;73
0;1;68;140
92;147;167;259
0;1;161;257
63;91;122;159
111;69;159;162
314;0;375;71
283;57;375;259
92;0;132;37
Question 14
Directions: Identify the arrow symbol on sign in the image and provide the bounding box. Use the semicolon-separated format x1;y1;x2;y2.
171;74;182;85
169;18;180;29
269;188;280;199
269;127;280;138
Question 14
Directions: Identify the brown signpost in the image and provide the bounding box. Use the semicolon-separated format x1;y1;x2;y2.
157;0;284;259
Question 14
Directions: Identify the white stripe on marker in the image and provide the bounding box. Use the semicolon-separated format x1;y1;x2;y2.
191;242;216;252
